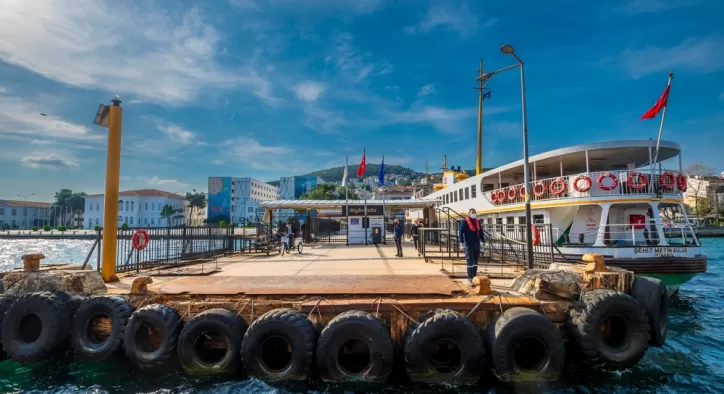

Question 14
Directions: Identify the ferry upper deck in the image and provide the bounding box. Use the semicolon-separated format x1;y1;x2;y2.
432;140;686;210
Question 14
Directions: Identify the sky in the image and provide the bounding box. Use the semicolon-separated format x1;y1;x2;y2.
0;0;723;202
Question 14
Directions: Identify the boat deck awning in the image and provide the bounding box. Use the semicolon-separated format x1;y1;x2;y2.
259;199;441;210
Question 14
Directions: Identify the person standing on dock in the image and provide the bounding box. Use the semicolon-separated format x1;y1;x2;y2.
393;219;404;257
459;208;485;286
411;220;421;251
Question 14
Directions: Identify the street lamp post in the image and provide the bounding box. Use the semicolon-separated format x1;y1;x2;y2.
476;44;534;269
17;192;35;229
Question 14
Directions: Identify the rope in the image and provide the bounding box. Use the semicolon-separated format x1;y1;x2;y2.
305;297;335;320
466;294;494;318
370;297;418;326
178;300;196;323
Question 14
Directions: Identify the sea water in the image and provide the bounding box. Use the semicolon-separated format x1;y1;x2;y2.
0;238;723;393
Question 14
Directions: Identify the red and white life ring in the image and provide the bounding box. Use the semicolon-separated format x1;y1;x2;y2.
519;185;526;198
508;187;517;201
497;189;506;202
533;182;546;197
573;175;592;192
660;172;675;190
677;174;688;192
627;172;648;190
597;173;618;191
531;225;540;246
490;191;498;204
550;178;567;196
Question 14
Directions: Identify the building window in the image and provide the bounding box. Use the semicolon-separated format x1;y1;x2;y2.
118;201;123;212
471;185;477;198
130;217;134;225
89;204;93;211
96;218;99;225
88;219;92;228
125;201;129;211
248;207;254;213
152;203;156;211
131;201;134;211
124;216;128;224
0;208;4;215
96;203;99;211
145;203;148;210
151;218;155;225
144;218;147;225
464;188;469;200
11;209;16;216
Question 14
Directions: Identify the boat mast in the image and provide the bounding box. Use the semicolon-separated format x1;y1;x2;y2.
475;59;484;175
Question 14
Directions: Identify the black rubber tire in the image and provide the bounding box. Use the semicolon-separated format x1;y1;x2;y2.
568;290;650;370
177;308;248;376
316;310;394;382
241;308;316;381
0;294;15;361
123;304;182;367
297;243;303;254
487;307;565;382
69;294;90;316
631;276;668;347
0;291;72;363
72;296;133;362
404;309;485;385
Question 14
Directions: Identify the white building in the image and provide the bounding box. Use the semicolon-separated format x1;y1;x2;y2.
0;199;52;230
207;177;279;224
84;189;186;228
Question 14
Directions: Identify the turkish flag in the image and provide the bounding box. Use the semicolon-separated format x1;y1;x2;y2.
640;84;670;120
357;151;366;177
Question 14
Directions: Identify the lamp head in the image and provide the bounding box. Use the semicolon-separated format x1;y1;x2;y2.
500;44;515;55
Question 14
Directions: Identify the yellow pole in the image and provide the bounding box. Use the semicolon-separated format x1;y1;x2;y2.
101;96;123;282
476;59;484;175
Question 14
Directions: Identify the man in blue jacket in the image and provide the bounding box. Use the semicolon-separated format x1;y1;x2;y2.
393;219;404;257
459;208;485;286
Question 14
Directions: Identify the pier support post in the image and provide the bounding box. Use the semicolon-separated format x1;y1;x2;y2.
101;96;123;282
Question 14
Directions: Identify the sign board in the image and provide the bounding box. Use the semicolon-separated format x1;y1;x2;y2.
633;247;688;257
93;104;110;128
342;205;384;216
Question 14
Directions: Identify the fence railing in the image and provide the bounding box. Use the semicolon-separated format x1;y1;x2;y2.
484;169;685;206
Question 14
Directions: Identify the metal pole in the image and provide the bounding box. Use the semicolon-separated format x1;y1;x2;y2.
652;72;674;167
476;59;484;175
513;53;535;269
101;96;123;282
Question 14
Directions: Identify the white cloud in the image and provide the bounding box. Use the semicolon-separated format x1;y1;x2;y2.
0;1;277;106
418;84;436;97
0;87;7;93
325;33;393;84
614;0;702;14
21;153;79;170
377;104;513;133
0;95;100;141
157;123;195;145
405;3;493;37
604;35;724;78
147;176;190;189
293;81;325;102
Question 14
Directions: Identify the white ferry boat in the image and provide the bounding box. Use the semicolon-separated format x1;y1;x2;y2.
408;140;707;295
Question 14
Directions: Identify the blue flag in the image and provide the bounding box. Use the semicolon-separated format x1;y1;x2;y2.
483;90;491;99
378;156;385;186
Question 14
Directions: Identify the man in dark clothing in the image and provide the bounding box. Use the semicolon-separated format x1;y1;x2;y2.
459;208;485;286
411;220;420;251
393;219;404;257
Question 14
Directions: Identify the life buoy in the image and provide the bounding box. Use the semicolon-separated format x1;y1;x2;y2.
490;191;498;204
519;185;526;198
676;174;687;192
497;189;506;202
627;172;648;190
508;187;517;201
533;182;546;197
124;304;181;367
573;175;592;192
597;173;618;191
531;225;540;246
132;229;149;250
660;172;675;190
550;178;567;196
241;308;317;381
316;310;394;382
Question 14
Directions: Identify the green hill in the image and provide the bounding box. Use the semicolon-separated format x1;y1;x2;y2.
304;163;422;182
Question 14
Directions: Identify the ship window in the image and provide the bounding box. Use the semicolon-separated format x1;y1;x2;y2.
465;188;469;200
533;214;544;224
458;189;463;201
518;216;526;225
487;218;493;225
471;185;477;198
506;216;515;232
454;191;458;202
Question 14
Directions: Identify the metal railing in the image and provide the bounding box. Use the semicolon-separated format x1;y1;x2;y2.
485;170;685;206
553;222;699;247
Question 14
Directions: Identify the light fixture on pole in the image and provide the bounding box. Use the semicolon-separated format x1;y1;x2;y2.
474;44;534;269
17;192;35;229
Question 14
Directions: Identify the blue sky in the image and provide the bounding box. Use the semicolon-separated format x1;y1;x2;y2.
0;0;723;201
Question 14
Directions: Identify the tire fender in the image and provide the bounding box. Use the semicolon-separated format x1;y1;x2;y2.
404;309;485;385
0;294;15;361
316;310;394;382
72;295;133;362
630;276;667;347
487;307;565;382
177;308;247;376
123;304;182;367
568;290;650;370
241;308;317;381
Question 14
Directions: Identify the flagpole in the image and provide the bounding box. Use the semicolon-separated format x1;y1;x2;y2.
381;155;386;244
363;149;368;245
345;156;349;246
649;71;674;196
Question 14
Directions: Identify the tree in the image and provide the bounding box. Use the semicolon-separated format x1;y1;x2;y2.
185;189;207;226
160;204;181;227
51;189;86;227
301;184;359;200
684;164;716;218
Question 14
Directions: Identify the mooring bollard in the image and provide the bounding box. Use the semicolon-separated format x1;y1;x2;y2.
22;253;45;272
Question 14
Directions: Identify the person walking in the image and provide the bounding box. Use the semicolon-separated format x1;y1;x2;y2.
393;219;404;257
459;208;485;286
410;220;420;251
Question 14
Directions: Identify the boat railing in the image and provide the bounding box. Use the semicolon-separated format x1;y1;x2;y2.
552;221;699;247
485;169;686;206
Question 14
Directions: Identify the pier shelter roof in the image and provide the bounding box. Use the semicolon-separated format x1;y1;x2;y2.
259;199;440;210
